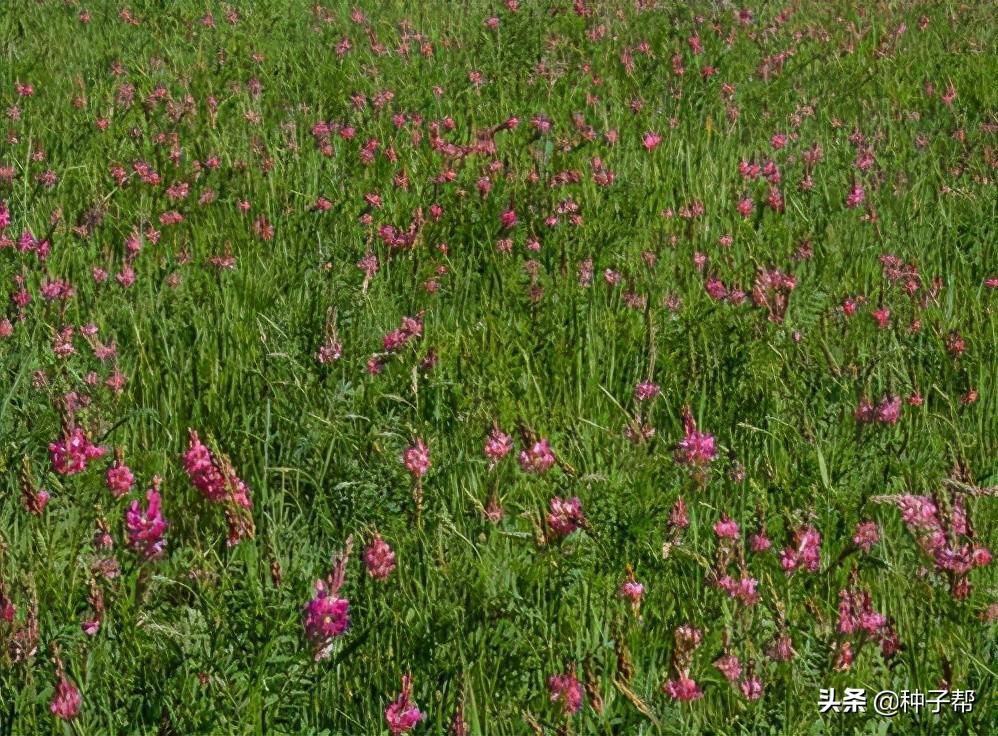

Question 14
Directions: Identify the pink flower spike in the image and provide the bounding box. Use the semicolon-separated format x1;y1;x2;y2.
183;429;255;545
385;673;424;734
403;438;431;478
675;407;716;466
713;514;740;539
634;381;660;402
303;580;349;660
664;674;703;701
619;580;644;602
49;426;107;476
50;676;81;721
484;427;513;464
548;670;584;715
364;535;396;580
740;676;764;700
105;448;135;498
852;521;879;552
518;438;556;473
875;395;902;425
125;477;168;560
547;496;585;538
642;131;662;151
714;654;742;682
303;538;353;660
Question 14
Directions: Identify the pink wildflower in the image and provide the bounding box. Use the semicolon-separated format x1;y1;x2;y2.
547;496;585;537
0;589;12;623
364;535;396;580
483;494;505;524
316;340;342;364
854;396;875;423
125;478;168;560
713;515;740;539
767;633;795;662
385;674;424;734
619;579;644;602
105;448;135;498
619;566;644;613
875;395;902;424
183;429;252;506
852;521;879;552
21;481;50;515
49;426;107;475
669;497;690;529
845;184;865;208
303;540;352;660
50;676;81;721
519;439;556;473
663;674;703;702
941;81;956;106
750;530;772;553
734;576;760;606
303;581;350;659
548;670;584;715
751;267;796;322
896;495;939;530
780;524;821;574
705;276;727;300
714;654;742;682
183;430;254;545
674;407;716;466
382;313;424;352
740;676;764;700
838;586;889;638
634;381;660;401
403;438;431;478
116;265;135;287
484;427;514;464
834;641;854;671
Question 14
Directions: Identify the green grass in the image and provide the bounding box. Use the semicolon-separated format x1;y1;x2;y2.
0;0;996;733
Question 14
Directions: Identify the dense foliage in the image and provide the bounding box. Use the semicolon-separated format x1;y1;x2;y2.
1;1;996;733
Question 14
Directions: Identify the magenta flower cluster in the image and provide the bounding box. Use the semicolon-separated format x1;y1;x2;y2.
125;477;168;560
674;408;717;467
403;438;431;478
548;670;584;715
303;542;353;661
546;496;586;538
518;438;556;473
49;426;107;475
364;535;397;580
385;673;424;734
183;429;254;545
182;429;251;507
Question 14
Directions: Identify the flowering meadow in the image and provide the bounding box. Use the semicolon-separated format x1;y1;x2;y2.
1;1;997;733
